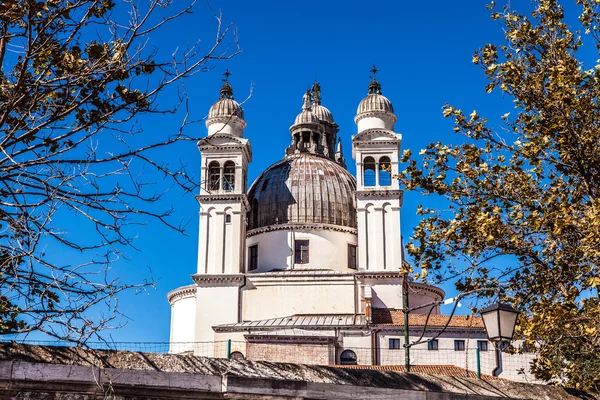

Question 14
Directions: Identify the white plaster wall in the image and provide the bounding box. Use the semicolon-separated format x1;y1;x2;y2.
169;294;196;353
194;285;240;355
207;118;245;137
374;331;540;383
246;229;357;272
357;115;395;132
357;197;402;272
340;334;373;365
197;202;245;275
242;277;356;321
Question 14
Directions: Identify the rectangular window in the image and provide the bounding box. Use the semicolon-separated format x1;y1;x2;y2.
454;340;465;351
248;245;258;271
389;338;400;350
477;340;488;352
428;339;439;351
348;244;357;270
295;240;309;264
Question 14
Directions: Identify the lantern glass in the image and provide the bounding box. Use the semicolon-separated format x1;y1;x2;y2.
481;303;519;342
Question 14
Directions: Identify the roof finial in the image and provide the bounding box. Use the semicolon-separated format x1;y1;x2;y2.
311;82;321;105
368;65;382;95
219;69;234;99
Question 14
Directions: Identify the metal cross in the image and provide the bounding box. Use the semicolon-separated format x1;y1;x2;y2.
222;68;232;82
369;65;379;81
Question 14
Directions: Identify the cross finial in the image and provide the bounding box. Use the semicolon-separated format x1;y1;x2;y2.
369;65;380;81
222;68;232;82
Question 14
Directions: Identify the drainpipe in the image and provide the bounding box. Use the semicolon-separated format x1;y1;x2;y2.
371;328;378;365
492;346;501;377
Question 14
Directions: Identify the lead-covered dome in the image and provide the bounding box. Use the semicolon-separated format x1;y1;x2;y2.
247;154;356;231
294;109;320;125
208;82;244;120
356;81;394;115
311;104;334;123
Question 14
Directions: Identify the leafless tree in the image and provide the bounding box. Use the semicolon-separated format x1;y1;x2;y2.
0;0;240;342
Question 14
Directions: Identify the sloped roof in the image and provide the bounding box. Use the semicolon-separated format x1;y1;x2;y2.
215;314;366;331
372;308;484;329
335;364;503;381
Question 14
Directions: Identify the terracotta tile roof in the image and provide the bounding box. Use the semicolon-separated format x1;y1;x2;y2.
372;308;484;329
333;364;503;381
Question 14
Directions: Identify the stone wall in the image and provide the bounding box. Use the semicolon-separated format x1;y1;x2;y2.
0;343;595;400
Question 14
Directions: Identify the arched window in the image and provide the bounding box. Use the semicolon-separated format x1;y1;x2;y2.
207;161;220;191
223;161;236;191
379;156;391;186
225;214;232;223
363;157;376;187
229;351;245;360
340;349;357;365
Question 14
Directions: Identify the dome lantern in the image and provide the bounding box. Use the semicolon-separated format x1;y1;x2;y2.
288;89;325;156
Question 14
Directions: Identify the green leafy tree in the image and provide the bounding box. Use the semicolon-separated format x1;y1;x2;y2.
400;0;600;391
0;0;239;341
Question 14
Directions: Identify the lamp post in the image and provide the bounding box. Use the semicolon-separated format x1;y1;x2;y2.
402;283;519;374
480;303;520;343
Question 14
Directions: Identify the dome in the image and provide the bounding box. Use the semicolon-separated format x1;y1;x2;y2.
311;104;334;123
357;94;394;115
208;81;244;120
293;109;320;125
247;154;356;231
208;97;244;119
356;80;394;115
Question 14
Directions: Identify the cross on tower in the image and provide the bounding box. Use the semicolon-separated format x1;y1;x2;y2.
222;68;232;82
369;65;380;81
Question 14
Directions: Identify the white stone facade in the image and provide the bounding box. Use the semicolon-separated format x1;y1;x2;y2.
167;77;537;384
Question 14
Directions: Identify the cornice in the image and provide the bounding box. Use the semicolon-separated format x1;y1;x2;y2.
356;189;403;198
192;274;245;287
196;194;250;208
245;334;335;343
247;223;357;237
354;111;397;123
166;284;197;303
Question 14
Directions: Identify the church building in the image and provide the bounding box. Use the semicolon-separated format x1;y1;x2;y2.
167;73;537;382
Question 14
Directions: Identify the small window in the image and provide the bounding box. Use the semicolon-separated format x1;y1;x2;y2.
454;340;465;351
225;214;232;223
428;339;439;351
340;349;357;365
477;340;488;352
348;244;357;270
248;245;258;271
295;240;309;264
389;338;400;350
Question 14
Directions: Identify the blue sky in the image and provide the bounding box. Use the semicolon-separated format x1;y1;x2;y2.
12;1;590;343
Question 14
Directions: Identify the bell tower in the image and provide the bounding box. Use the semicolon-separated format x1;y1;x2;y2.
352;67;403;271
196;71;251;275
193;71;251;346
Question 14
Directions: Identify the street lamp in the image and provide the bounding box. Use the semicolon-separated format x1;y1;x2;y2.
480;302;520;343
